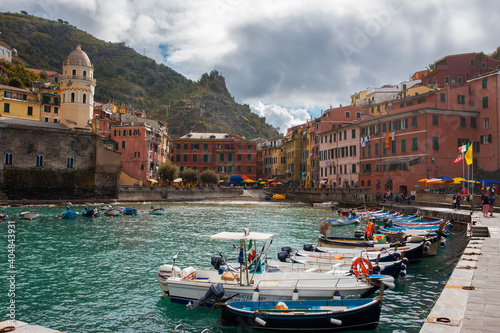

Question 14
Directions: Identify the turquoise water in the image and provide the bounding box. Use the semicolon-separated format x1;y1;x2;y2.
0;201;467;332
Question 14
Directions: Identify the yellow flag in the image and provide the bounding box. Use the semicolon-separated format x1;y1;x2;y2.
464;144;473;165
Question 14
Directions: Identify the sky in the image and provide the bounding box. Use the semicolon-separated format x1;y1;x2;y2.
2;0;500;133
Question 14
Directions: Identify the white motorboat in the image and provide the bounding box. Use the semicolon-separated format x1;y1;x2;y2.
158;230;387;305
311;201;338;208
19;211;39;220
104;207;121;216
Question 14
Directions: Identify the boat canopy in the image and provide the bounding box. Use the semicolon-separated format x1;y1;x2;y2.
210;231;274;241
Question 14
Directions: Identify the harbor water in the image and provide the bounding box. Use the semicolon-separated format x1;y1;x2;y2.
0;201;467;332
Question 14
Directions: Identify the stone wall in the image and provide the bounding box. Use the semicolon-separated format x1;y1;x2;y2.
118;186;244;201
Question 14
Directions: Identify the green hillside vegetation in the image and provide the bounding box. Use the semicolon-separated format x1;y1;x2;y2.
0;12;280;139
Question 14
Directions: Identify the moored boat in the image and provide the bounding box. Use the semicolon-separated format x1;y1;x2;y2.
82;207;100;217
123;207;138;216
19;211;39;220
217;296;382;331
149;206;165;215
311;201;338;208
60;208;78;219
327;216;361;226
104;207;121;216
158;230;386;305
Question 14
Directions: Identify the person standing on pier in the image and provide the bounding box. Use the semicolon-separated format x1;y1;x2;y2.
489;193;495;217
482;194;490;217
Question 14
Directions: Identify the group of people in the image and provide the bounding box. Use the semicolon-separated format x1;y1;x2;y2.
481;192;496;217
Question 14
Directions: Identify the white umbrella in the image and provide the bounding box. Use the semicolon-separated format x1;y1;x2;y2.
173;178;183;183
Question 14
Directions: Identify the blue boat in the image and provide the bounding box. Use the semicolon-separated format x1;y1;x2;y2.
82;208;100;217
218;298;382;331
60;209;78;219
123;207;138;216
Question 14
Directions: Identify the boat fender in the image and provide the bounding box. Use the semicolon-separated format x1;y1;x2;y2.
354;230;365;238
402;258;409;264
333;291;341;300
281;246;293;253
382;281;396;289
400;270;407;277
330;318;342;326
277;251;289;262
252;287;260;301
218;265;228;275
424;241;431;247
303;243;314;252
255;317;267;326
292;288;299;301
423;246;430;255
440;239;447;247
400;263;407;271
372;265;381;273
392;252;401;259
352;257;373;278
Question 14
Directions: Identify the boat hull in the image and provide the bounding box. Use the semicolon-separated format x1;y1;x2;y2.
219;298;381;331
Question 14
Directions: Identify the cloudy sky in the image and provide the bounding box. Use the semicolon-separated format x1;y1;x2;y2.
3;0;500;132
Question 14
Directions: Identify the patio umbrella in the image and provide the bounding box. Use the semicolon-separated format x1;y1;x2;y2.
418;178;429;183
240;180;248;183
426;178;443;183
482;181;485;190
173;178;183;183
437;176;453;181
276;182;283;185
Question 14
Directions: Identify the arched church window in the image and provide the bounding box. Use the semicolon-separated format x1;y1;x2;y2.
83;70;87;77
72;69;76;76
83;94;87;104
71;93;75;103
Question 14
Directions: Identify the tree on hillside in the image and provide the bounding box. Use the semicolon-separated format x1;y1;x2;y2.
158;162;177;184
180;168;200;185
200;169;218;186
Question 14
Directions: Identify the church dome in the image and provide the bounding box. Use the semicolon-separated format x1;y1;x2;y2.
65;45;91;67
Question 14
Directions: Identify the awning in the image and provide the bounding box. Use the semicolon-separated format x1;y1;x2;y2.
211;231;275;241
148;179;158;183
321;180;328;184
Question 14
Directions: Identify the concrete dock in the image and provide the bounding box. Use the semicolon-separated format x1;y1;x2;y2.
0;320;64;332
420;208;500;332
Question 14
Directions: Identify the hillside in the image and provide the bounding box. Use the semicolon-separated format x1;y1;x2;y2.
0;12;281;139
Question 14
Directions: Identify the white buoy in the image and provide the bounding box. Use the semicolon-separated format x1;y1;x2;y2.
255;317;266;326
292;288;299;301
252;287;260;301
330;318;342;325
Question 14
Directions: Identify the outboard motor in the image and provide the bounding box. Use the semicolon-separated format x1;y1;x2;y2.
303;243;314;252
211;256;225;270
187;283;225;310
354;230;365;238
277;251;289;262
281;246;293;254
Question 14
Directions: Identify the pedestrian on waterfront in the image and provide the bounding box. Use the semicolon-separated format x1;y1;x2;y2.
456;193;462;210
482;194;490;217
489;193;495;217
452;194;457;209
469;193;474;211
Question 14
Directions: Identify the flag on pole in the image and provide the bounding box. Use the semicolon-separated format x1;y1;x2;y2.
453;154;464;165
464;144;473;165
458;144;467;154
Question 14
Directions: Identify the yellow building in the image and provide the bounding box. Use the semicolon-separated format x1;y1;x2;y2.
284;125;305;183
350;90;367;107
396;85;438;100
0;84;40;120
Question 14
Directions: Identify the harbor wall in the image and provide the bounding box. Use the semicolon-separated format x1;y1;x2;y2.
117;186;244;202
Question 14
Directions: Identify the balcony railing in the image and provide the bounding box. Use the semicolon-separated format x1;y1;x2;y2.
62;75;96;83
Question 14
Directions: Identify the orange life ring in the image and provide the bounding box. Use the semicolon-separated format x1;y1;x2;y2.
352;257;373;278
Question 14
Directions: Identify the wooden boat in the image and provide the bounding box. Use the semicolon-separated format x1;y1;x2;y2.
272;194;286;200
60;209;78;219
217;297;382;331
82;208;100;217
311;201;338;208
158;230;384;305
19;211;39;220
123;207;138;216
149;206;165;215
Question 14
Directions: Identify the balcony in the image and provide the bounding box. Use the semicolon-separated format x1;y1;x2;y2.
62;75;96;84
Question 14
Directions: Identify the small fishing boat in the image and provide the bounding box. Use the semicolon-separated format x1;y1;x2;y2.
123;207;138;216
104;207;121;216
60;208;78;219
149;206;165;215
19;211;39;220
217;296;382;331
311;201;338;208
327;216;361;226
158;230;387;305
0;212;8;221
272;193;285;200
82;207;100;217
